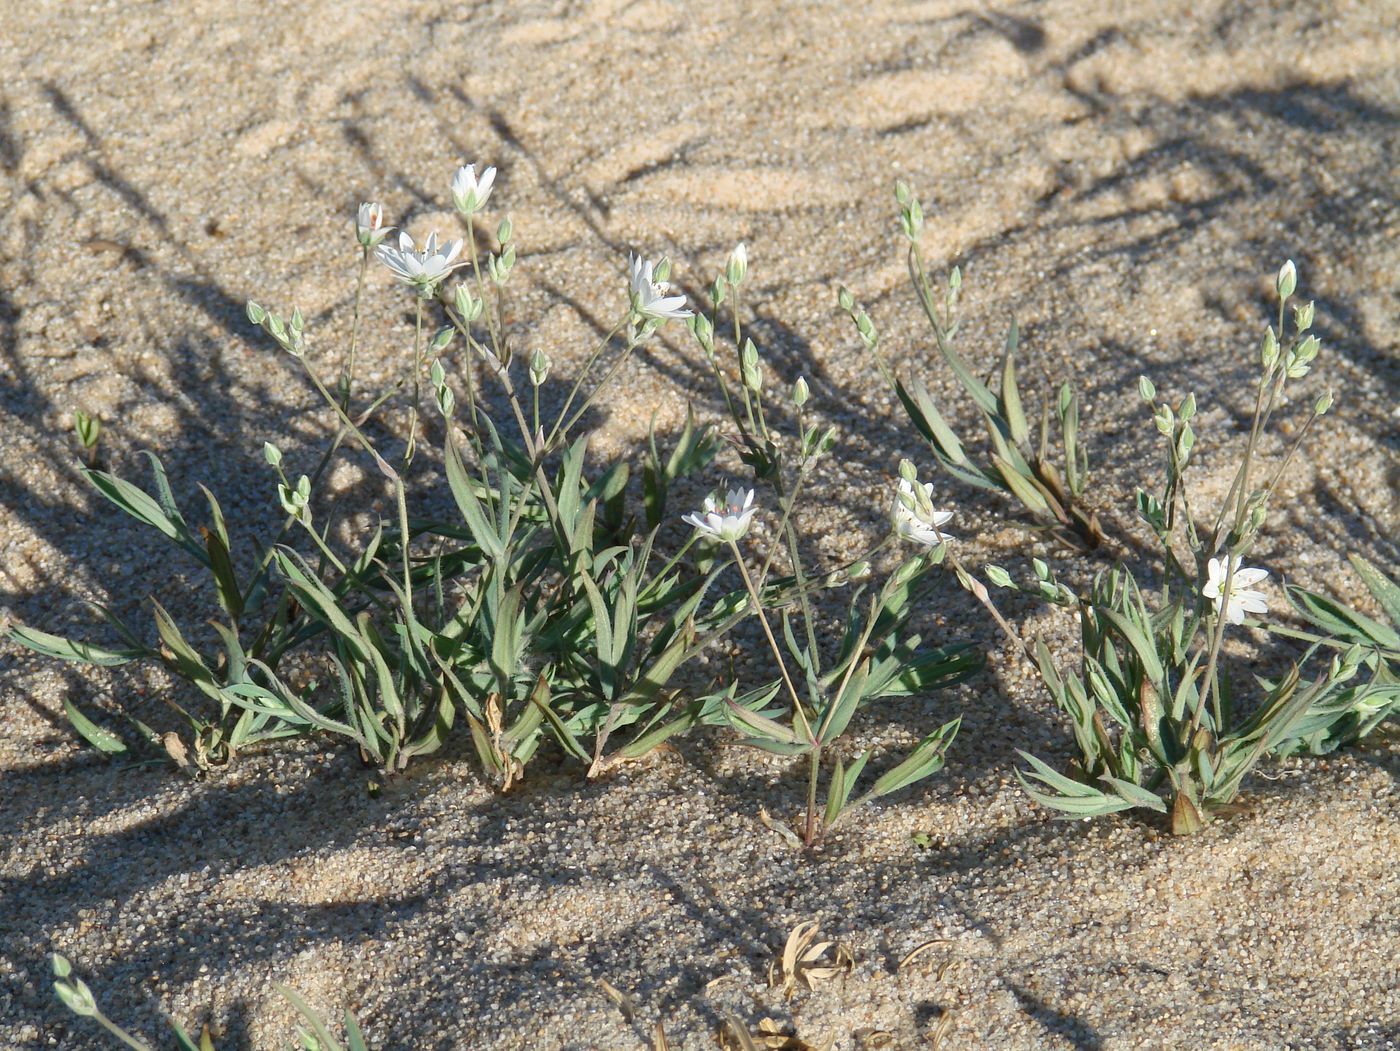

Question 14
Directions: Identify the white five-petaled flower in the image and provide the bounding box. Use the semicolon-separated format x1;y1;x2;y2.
451;164;496;216
628;253;692;321
893;478;954;547
355;202;391;248
375;230;463;295
683;488;757;543
1202;555;1269;625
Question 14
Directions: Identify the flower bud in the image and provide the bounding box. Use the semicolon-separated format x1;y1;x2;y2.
792;376;810;407
246;300;266;325
948;265;962;293
1032;558;1049;580
496;215;513;245
1294;299;1314;334
741;338;762;392
1314;388;1333;415
1276;259;1297;300
530;349;551;387
1260;327;1279;371
653;257;672;284
837;286;854;312
1138;375;1156;403
454;284;477;319
1178;392;1196;420
726;242;748;287
451;163;496;216
430;326;455;353
985;564;1014;589
263;442;283;467
898;458;919;484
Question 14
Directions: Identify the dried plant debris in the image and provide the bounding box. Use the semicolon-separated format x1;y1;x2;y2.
719;1017;835;1051
768;920;854;997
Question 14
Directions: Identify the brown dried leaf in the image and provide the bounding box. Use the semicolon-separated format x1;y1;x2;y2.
598;977;636;1023
897;938;949;974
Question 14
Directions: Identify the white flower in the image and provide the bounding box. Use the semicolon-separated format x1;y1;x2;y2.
355;202;391;248
451;164;496;216
683;488;756;543
893;478;953;547
628;253;692;321
375;230;463;296
1203;555;1269;625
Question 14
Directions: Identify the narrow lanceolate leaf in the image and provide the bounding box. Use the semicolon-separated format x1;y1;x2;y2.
201;524;244;621
275;985;346;1051
444;430;505;560
870;718;959;796
1350;553;1400;630
7;623;143;666
1015;750;1142;817
61;697;128;754
999;322;1029;447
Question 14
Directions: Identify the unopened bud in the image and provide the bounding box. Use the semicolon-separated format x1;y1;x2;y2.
792;376;810;407
1294;299;1315;333
264;442;282;467
1276;259;1297;300
246;300;266;325
898;458;918;484
530;348;551;387
496;216;514;245
430;326;454;353
726;242;748;287
1260;327;1279;371
837;286;854;312
1314;388;1333;415
985;564;1014;589
1138;375;1156;403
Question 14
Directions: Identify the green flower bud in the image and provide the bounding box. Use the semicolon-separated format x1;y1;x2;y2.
1293;299;1314;333
1276;259;1297;300
837;286;854;312
246;300;266;325
530;348;551;387
792;376;810;407
1260;327;1279;371
1138;375;1156;403
898;458;919;484
1178;392;1196;420
496;215;514;245
985;564;1014;589
264;442;283;467
431;326;455;353
1314;388;1333;415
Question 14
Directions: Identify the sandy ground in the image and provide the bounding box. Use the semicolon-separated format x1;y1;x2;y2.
2;0;1399;1047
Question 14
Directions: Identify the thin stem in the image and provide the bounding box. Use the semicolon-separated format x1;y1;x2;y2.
729;539;814;744
342;248;368;411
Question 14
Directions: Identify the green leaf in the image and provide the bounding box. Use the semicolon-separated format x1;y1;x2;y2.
7;623;143;666
276;985;344;1051
444;430;504;560
999;322;1029;447
1351;553;1400;629
870;717;959;796
62;696;128;754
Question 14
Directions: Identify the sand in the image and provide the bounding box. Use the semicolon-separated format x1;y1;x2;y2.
2;0;1398;1047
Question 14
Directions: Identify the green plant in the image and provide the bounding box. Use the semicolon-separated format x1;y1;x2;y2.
686;246;976;847
51;953;370;1051
1272;553;1400;754
974;261;1375;831
841;182;1104;551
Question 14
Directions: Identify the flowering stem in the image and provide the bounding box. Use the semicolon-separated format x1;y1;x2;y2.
342;248;369;411
545;316;627;452
728;539;815;744
466;223;505;365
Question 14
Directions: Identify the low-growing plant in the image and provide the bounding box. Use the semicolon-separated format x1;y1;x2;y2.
52;953;369;1051
684;247;976;846
1272;552;1400;754
841;183;1104;551
8;166;971;823
965;260;1382;831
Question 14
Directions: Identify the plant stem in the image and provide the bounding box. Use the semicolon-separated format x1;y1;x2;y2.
729;540;814;743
